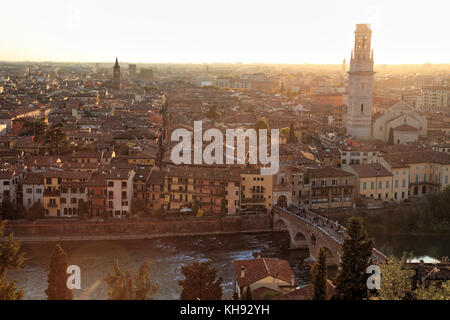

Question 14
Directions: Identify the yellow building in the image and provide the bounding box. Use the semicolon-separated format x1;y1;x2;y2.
299;167;355;209
42;171;92;217
240;169;273;214
381;151;450;197
346;164;393;201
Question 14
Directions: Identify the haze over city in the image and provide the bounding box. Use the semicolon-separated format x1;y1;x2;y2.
2;0;449;64
0;0;449;308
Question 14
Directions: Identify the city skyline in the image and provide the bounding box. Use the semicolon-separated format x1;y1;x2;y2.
2;0;449;64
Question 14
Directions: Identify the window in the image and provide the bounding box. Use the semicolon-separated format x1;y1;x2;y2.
370;182;374;190
363;182;367;190
361;104;364;114
122;181;127;188
386;181;389;188
26;188;32;194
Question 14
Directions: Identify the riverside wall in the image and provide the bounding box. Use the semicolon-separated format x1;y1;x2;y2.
3;214;273;242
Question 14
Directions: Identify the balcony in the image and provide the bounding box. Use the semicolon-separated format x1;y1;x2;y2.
241;197;265;205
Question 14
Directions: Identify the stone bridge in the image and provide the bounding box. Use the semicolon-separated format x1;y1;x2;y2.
272;206;387;266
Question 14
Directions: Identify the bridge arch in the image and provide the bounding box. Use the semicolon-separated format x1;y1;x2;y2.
292;231;308;249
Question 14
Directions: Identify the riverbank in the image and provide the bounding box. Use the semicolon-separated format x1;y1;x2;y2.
2;214;274;242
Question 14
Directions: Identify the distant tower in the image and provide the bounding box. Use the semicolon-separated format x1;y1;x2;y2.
113;57;121;90
346;24;375;139
342;58;346;75
129;64;136;81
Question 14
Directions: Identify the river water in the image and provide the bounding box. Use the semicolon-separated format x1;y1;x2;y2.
7;232;450;300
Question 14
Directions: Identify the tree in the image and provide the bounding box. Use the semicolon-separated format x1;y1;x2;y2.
388;127;394;145
288;123;297;144
27;202;44;221
45;244;73;300
312;247;328;300
192;200;201;215
254;117;269;133
21;118;47;138
78;201;91;221
43;123;70;155
153;207;165;218
104;259;159;300
280;126;290;138
207;105;220;121
179;260;223;300
0;200;18;220
0;221;25;300
220;198;227;216
333;217;374;300
371;255;414;300
416;281;450;300
132;198;147;217
196;208;204;218
243;286;253;300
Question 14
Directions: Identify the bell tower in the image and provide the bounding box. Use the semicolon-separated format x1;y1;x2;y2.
346;24;374;138
113;57;121;90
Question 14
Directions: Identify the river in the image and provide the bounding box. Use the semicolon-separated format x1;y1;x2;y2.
7;232;450;300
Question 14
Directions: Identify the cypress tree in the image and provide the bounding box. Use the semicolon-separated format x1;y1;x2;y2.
333;217;373;300
104;259;159;300
45;244;73;300
388;127;394;145
288;123;297;144
0;221;25;300
179;260;223;300
312;247;328;300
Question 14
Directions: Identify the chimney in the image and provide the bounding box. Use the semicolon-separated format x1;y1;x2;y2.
240;266;246;278
291;276;295;287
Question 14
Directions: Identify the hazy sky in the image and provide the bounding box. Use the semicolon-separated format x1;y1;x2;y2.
1;0;449;64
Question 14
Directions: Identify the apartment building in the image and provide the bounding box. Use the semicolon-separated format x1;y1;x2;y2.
107;168;135;217
87;175;108;217
146;167;241;215
43;171;92;217
380;151;450;197
416;86;450;112
339;144;381;165
60;181;88;217
22;172;44;209
0;170;19;203
293;167;355;210
240;169;273;214
345;164;394;201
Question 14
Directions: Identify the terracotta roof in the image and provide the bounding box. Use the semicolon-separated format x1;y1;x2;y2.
273;280;335;300
306;167;354;178
350;163;393;178
233;258;296;288
382;151;450;166
0;170;15;179
23;173;44;185
394;124;418;132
